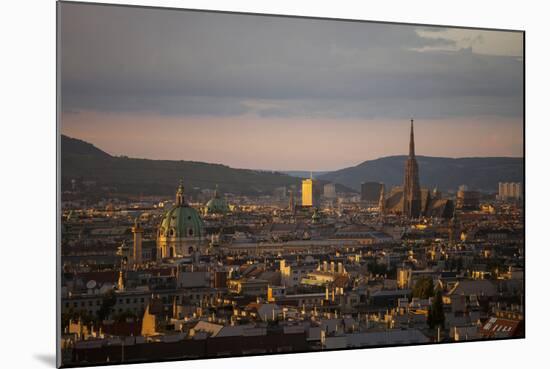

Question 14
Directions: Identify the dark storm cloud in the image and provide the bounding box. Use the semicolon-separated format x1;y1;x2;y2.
60;2;523;119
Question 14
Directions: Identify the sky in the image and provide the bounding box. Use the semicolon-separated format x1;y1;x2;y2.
59;3;524;171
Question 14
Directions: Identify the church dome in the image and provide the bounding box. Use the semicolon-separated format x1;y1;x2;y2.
158;181;204;239
205;186;230;215
158;206;203;239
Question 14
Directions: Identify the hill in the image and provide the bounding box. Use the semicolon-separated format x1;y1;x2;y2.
61;136;522;196
61;135;333;196
318;155;523;192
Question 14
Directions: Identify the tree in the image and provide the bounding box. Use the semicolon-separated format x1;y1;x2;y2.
367;260;388;277
456;257;464;273
97;290;116;322
428;290;445;329
412;277;434;299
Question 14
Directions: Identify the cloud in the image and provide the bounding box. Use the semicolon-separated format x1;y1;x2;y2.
59;2;524;120
413;28;523;57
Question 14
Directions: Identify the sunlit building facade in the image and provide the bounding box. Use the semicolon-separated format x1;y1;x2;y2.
498;182;522;200
302;178;321;207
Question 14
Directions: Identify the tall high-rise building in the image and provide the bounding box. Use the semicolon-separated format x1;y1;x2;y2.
403;119;422;218
323;183;337;199
302;174;321;207
361;182;384;203
456;187;480;210
302;179;313;206
273;186;287;200
498;182;522;200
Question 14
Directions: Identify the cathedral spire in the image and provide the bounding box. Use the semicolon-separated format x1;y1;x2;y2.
409;119;415;157
403;119;421;218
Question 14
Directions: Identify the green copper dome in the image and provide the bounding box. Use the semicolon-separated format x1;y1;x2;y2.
158;181;204;239
205;186;230;215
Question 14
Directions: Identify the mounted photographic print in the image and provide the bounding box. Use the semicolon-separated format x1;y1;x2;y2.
57;1;525;367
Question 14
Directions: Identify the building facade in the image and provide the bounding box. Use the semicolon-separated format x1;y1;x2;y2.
323;183;337;199
302;177;321;207
498;182;522;200
361;182;384;204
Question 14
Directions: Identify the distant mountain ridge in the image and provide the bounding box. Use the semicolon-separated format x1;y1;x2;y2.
61;135;112;159
318;155;523;192
61;135;356;196
61;135;522;196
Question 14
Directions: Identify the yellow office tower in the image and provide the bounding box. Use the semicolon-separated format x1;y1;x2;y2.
302;178;314;207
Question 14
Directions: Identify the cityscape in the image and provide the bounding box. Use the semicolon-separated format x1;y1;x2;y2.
58;2;524;367
59;119;524;365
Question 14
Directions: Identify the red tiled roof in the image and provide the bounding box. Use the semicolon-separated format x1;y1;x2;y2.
480;317;521;338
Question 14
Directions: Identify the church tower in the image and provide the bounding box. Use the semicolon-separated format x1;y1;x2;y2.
117;270;125;291
175;179;185;206
378;184;386;216
403;119;422;218
132;217;143;266
449;206;459;246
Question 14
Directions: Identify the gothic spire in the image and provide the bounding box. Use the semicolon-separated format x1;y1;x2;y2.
403;119;421;218
409;118;415;157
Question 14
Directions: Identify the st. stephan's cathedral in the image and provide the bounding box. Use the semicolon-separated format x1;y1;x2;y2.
380;120;454;219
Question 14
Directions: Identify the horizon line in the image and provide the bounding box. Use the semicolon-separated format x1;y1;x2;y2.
62;133;523;173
